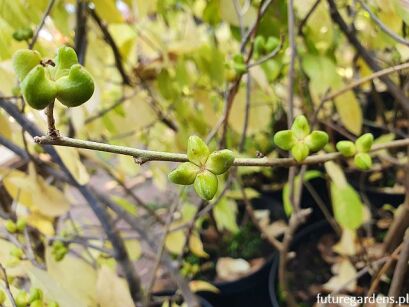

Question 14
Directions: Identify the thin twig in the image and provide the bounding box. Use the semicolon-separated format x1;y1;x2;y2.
0;264;17;307
29;0;57;49
327;0;409;116
34;135;409;167
387;231;409;305
356;0;409;47
298;0;321;34
45;102;59;138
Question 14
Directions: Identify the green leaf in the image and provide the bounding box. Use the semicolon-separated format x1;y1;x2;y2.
330;183;364;230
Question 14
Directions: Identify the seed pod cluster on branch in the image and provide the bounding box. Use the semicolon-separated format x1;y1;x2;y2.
12;47;94;110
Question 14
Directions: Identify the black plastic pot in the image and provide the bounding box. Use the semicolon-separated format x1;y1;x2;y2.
198;254;277;307
268;220;333;307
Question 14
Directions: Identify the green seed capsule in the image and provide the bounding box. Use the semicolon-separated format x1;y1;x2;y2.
10;247;24;259
187;136;210;166
305;131;329;152
15;291;29;307
355;133;373;153
21;65;57;110
53;46;79;79
265;36;280;53
12;49;42;82
291;142;310;162
254;36;266;57
168;162;200;185
30;300;44;307
28;288;43;303
194;170;218;201
291;115;311;139
56;64;94;107
16;218;27;232
5;220;17;233
12;28;33;42
336;140;356;157
205;149;235;175
54;246;68;262
273;130;296;151
354;152;372;170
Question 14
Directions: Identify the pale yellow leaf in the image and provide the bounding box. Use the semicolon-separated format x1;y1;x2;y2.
96;266;134;307
55;147;90;185
0;112;11;138
189;280;219;293
189;233;209;258
165;230;186;255
334;91;362;135
125;239;141;261
26;212;55;236
43;251;97;305
29;266;88;307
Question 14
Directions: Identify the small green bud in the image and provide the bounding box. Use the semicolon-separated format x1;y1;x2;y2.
336;141;356;157
54;246;68;262
48;301;59;307
291;115;311;139
305;131;329;152
29;288;43;303
168;162;200;185
187;136;210;166
232;54;245;64
30;300;44;307
355;133;373;153
265;36;280;52
15;291;29;307
205;149;235;175
10;247;24;259
354;153;372;170
0;289;6;304
273;130;296;151
194;170;218;201
13;27;33;42
5;220;17;233
291;142;309;162
16;218;27;232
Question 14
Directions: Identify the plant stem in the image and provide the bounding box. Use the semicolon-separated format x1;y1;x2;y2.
34;135;409;166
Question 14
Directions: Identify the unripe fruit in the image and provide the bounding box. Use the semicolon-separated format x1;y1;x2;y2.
205;149;235;175
10;247;24;259
21;65;57;110
0;290;5;304
354;152;372;170
12;49;42;81
355;133;373;153
168;162;200;185
30;300;44;307
48;302;59;307
194;170;218;200
291;142;309;162
305;131;329;152
56;64;94;107
54;46;78;79
5;220;17;233
187;136;209;166
254;36;266;57
265;36;280;53
232;54;247;74
15;291;29;307
273;130;296;151
29;288;43;303
54;247;68;262
291;115;310;139
336;140;356;157
16;218;27;232
12;27;33;42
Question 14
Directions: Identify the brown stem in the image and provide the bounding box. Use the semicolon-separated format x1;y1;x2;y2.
45;102;59;139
